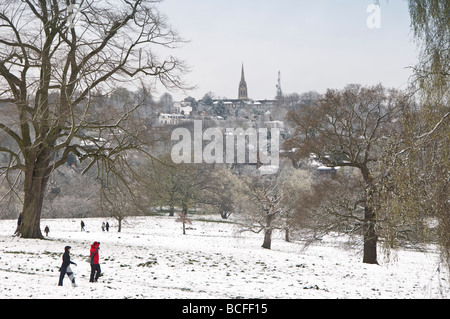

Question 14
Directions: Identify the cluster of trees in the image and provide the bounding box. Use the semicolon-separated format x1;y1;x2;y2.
0;0;448;271
285;84;411;264
283;0;449;268
133;152;313;247
0;0;185;238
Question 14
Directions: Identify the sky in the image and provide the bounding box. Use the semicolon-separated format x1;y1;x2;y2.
157;0;419;101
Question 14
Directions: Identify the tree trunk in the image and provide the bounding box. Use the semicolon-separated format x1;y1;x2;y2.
169;205;174;217
262;228;272;249
361;170;378;265
182;203;187;235
262;213;275;249
18;153;51;239
285;227;290;242
363;205;378;264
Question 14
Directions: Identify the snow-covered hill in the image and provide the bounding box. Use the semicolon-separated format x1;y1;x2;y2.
0;215;447;299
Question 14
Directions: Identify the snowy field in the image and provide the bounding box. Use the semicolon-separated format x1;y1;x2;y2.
0;214;448;299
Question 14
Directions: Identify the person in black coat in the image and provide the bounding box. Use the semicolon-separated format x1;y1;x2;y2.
58;246;78;287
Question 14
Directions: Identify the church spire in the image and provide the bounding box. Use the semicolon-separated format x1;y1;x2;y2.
238;63;248;100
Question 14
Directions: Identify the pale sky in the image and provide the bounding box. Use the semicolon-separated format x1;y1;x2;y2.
157;0;419;101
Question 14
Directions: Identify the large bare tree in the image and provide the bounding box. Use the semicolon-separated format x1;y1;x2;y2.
285;84;409;264
0;0;186;238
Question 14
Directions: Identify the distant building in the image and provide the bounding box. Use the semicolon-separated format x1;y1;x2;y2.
158;113;190;126
213;98;277;111
174;101;192;115
238;63;248;100
171;64;278;118
212;64;277;110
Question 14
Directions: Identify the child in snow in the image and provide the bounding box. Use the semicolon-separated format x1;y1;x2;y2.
58;246;78;287
89;241;101;283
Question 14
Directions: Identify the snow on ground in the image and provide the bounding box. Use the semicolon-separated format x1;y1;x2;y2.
0;215;448;299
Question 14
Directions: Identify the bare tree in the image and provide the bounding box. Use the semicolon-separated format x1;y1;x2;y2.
238;162;310;250
99;174;140;233
308;170;368;243
239;173;285;249
140;152;213;224
201;167;244;220
0;0;186;238
237;162;313;249
285;84;409;264
142;153;180;217
280;165;313;242
159;92;174;114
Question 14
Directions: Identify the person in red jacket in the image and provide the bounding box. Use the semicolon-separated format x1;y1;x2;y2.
89;241;101;282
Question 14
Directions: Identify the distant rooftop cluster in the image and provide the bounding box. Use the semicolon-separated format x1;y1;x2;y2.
158;64;284;125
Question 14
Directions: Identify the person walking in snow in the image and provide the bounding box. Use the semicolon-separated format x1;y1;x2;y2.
89;241;101;283
44;225;50;236
101;222;105;231
105;222;109;232
81;220;85;231
58;246;78;287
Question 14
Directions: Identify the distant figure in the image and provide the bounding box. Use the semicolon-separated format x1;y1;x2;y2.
105;222;109;232
58;246;78;287
89;241;101;283
101;222;105;232
14;213;22;236
44;225;50;236
81;220;85;232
